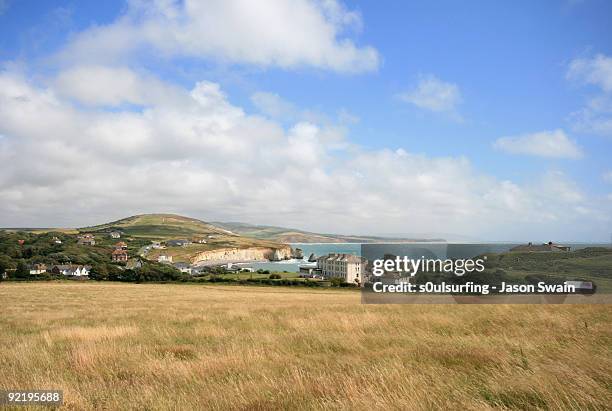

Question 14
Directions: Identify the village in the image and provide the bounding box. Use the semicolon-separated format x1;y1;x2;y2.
7;228;582;291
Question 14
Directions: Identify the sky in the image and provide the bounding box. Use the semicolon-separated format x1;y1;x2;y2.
0;0;611;241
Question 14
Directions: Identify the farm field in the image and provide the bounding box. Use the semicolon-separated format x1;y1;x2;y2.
0;282;610;410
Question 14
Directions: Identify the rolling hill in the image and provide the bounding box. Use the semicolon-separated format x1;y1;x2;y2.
78;214;292;263
211;221;442;243
80;214;235;240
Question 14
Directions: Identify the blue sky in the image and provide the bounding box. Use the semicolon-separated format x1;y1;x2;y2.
0;0;611;240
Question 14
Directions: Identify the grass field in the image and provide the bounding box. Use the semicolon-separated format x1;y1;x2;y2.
1;283;611;410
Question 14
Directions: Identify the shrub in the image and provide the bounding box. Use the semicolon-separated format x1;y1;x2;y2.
330;277;344;287
269;273;281;279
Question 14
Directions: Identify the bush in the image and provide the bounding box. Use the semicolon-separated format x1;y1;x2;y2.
14;260;29;279
329;277;344;287
269;273;281;279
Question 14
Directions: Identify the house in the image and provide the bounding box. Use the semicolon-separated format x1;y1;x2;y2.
77;234;96;246
510;241;571;253
50;265;91;277
316;253;367;286
193;237;207;244
173;262;193;274
111;249;128;262
166;239;191;247
151;241;164;249
158;255;173;263
51;236;62;244
109;231;121;239
126;259;143;270
114;241;128;250
28;263;47;275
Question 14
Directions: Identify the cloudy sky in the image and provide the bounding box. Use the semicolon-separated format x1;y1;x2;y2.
1;0;611;241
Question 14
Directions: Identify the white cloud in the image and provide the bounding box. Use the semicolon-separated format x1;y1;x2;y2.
251;91;299;121
567;54;612;137
54;65;186;107
0;69;609;240
398;75;462;115
603;171;612;183
57;0;379;73
568;54;612;92
493;129;583;159
569;95;612;137
250;91;356;140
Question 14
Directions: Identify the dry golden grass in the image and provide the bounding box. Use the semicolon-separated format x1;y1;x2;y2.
0;282;610;410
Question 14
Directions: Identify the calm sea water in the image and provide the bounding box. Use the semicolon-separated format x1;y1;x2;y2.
240;243;360;272
240;242;611;273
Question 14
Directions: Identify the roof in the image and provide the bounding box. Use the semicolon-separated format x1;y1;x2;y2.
112;249;128;255
166;239;190;246
173;262;191;268
52;264;91;271
317;253;366;263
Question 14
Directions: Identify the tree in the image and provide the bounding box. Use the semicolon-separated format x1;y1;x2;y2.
14;260;29;279
0;255;14;277
330;277;345;287
89;264;109;281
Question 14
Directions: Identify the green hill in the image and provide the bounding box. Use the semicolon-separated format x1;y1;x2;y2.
78;214;290;263
211;221;441;243
80;214;235;240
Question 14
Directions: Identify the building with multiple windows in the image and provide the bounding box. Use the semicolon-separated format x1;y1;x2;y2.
316;253;367;285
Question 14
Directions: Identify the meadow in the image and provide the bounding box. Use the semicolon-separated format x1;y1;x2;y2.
0;282;610;410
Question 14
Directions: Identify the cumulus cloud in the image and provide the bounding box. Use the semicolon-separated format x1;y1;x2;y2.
568;54;612;92
567;54;612;137
569;95;612;137
57;0;379;73
53;65;186;107
0;69;609;240
398;75;462;116
251;92;299;121
493;129;583;159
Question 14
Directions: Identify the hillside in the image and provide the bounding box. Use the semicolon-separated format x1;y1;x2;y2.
79;214;291;263
79;214;234;239
485;247;612;292
211;221;441;243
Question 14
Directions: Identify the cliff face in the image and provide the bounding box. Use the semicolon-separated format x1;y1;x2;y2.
190;246;292;264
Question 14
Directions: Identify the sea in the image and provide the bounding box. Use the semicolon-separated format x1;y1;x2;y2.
238;242;611;273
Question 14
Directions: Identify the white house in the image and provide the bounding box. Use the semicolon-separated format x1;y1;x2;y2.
51;265;91;277
173;262;192;274
28;263;47;275
316;253;367;285
158;255;173;263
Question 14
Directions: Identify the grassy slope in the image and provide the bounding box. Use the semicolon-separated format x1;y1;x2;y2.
79;214;289;262
212;221;442;243
488;247;612;292
0;282;610;410
1;214;291;264
79;214;234;239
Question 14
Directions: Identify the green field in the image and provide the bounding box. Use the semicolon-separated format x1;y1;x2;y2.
1;282;610;410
